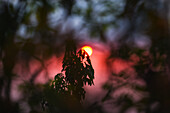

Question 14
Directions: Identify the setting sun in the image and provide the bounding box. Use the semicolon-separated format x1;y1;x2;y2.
81;46;93;56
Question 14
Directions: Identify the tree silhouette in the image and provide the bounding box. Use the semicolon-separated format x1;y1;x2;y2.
39;39;95;113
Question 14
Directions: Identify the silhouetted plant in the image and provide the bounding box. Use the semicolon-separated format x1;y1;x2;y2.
41;40;94;113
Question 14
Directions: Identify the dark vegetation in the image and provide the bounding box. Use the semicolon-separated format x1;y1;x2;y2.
0;0;169;113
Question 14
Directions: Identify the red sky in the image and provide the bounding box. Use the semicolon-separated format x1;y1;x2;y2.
12;40;145;111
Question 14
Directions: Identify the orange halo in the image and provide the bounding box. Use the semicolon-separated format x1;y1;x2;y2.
81;46;93;56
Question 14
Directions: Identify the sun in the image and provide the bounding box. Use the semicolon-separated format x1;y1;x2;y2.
81;46;93;56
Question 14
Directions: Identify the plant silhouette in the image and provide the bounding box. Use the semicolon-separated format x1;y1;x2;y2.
41;39;94;113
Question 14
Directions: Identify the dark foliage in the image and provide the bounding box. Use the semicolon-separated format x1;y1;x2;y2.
19;40;95;113
46;40;94;113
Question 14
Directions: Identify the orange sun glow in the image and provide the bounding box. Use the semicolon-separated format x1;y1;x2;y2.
81;46;93;56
